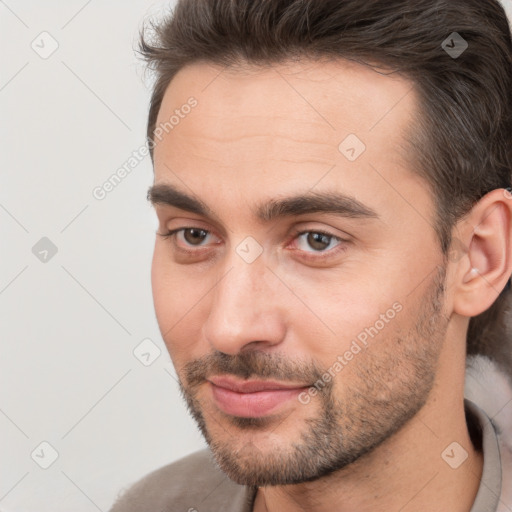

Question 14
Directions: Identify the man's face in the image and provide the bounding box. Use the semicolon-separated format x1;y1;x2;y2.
150;59;450;486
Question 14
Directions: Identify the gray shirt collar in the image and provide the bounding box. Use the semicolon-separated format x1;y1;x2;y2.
466;398;502;512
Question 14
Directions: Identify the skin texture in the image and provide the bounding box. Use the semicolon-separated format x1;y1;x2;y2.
149;59;512;512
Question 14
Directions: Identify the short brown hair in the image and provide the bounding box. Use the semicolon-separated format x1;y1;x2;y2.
138;0;512;370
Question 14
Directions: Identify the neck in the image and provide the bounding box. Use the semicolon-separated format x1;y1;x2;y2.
253;326;483;512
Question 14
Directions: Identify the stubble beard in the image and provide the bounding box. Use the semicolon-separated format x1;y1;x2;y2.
177;266;448;486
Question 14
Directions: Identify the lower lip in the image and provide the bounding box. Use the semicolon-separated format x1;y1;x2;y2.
210;383;307;418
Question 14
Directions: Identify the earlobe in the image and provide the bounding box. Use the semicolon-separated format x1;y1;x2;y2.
452;189;512;318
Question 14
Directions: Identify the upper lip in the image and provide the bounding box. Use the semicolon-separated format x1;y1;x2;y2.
208;376;309;393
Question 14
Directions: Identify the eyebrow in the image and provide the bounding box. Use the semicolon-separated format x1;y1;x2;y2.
147;183;379;223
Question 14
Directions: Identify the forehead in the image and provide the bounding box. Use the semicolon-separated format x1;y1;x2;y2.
154;57;417;169
156;58;415;133
152;58;431;227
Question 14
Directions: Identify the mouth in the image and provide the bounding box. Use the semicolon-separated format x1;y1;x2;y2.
207;376;311;418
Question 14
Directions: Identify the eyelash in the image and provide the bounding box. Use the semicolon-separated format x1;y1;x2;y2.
157;227;348;261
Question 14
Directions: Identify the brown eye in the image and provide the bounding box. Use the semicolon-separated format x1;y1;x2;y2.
306;232;332;251
295;231;341;253
157;227;216;250
183;228;208;246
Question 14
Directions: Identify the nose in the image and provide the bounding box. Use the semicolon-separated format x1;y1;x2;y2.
202;250;287;355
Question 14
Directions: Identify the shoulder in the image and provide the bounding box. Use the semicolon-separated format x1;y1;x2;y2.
109;448;255;512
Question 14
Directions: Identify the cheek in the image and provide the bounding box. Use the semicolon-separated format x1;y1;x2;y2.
280;269;406;363
151;245;211;360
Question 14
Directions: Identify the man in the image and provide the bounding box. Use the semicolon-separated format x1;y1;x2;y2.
111;0;512;510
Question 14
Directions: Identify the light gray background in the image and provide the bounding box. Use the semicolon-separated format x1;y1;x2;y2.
0;1;206;511
1;1;511;511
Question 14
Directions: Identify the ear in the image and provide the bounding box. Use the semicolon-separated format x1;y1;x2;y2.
451;189;512;317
